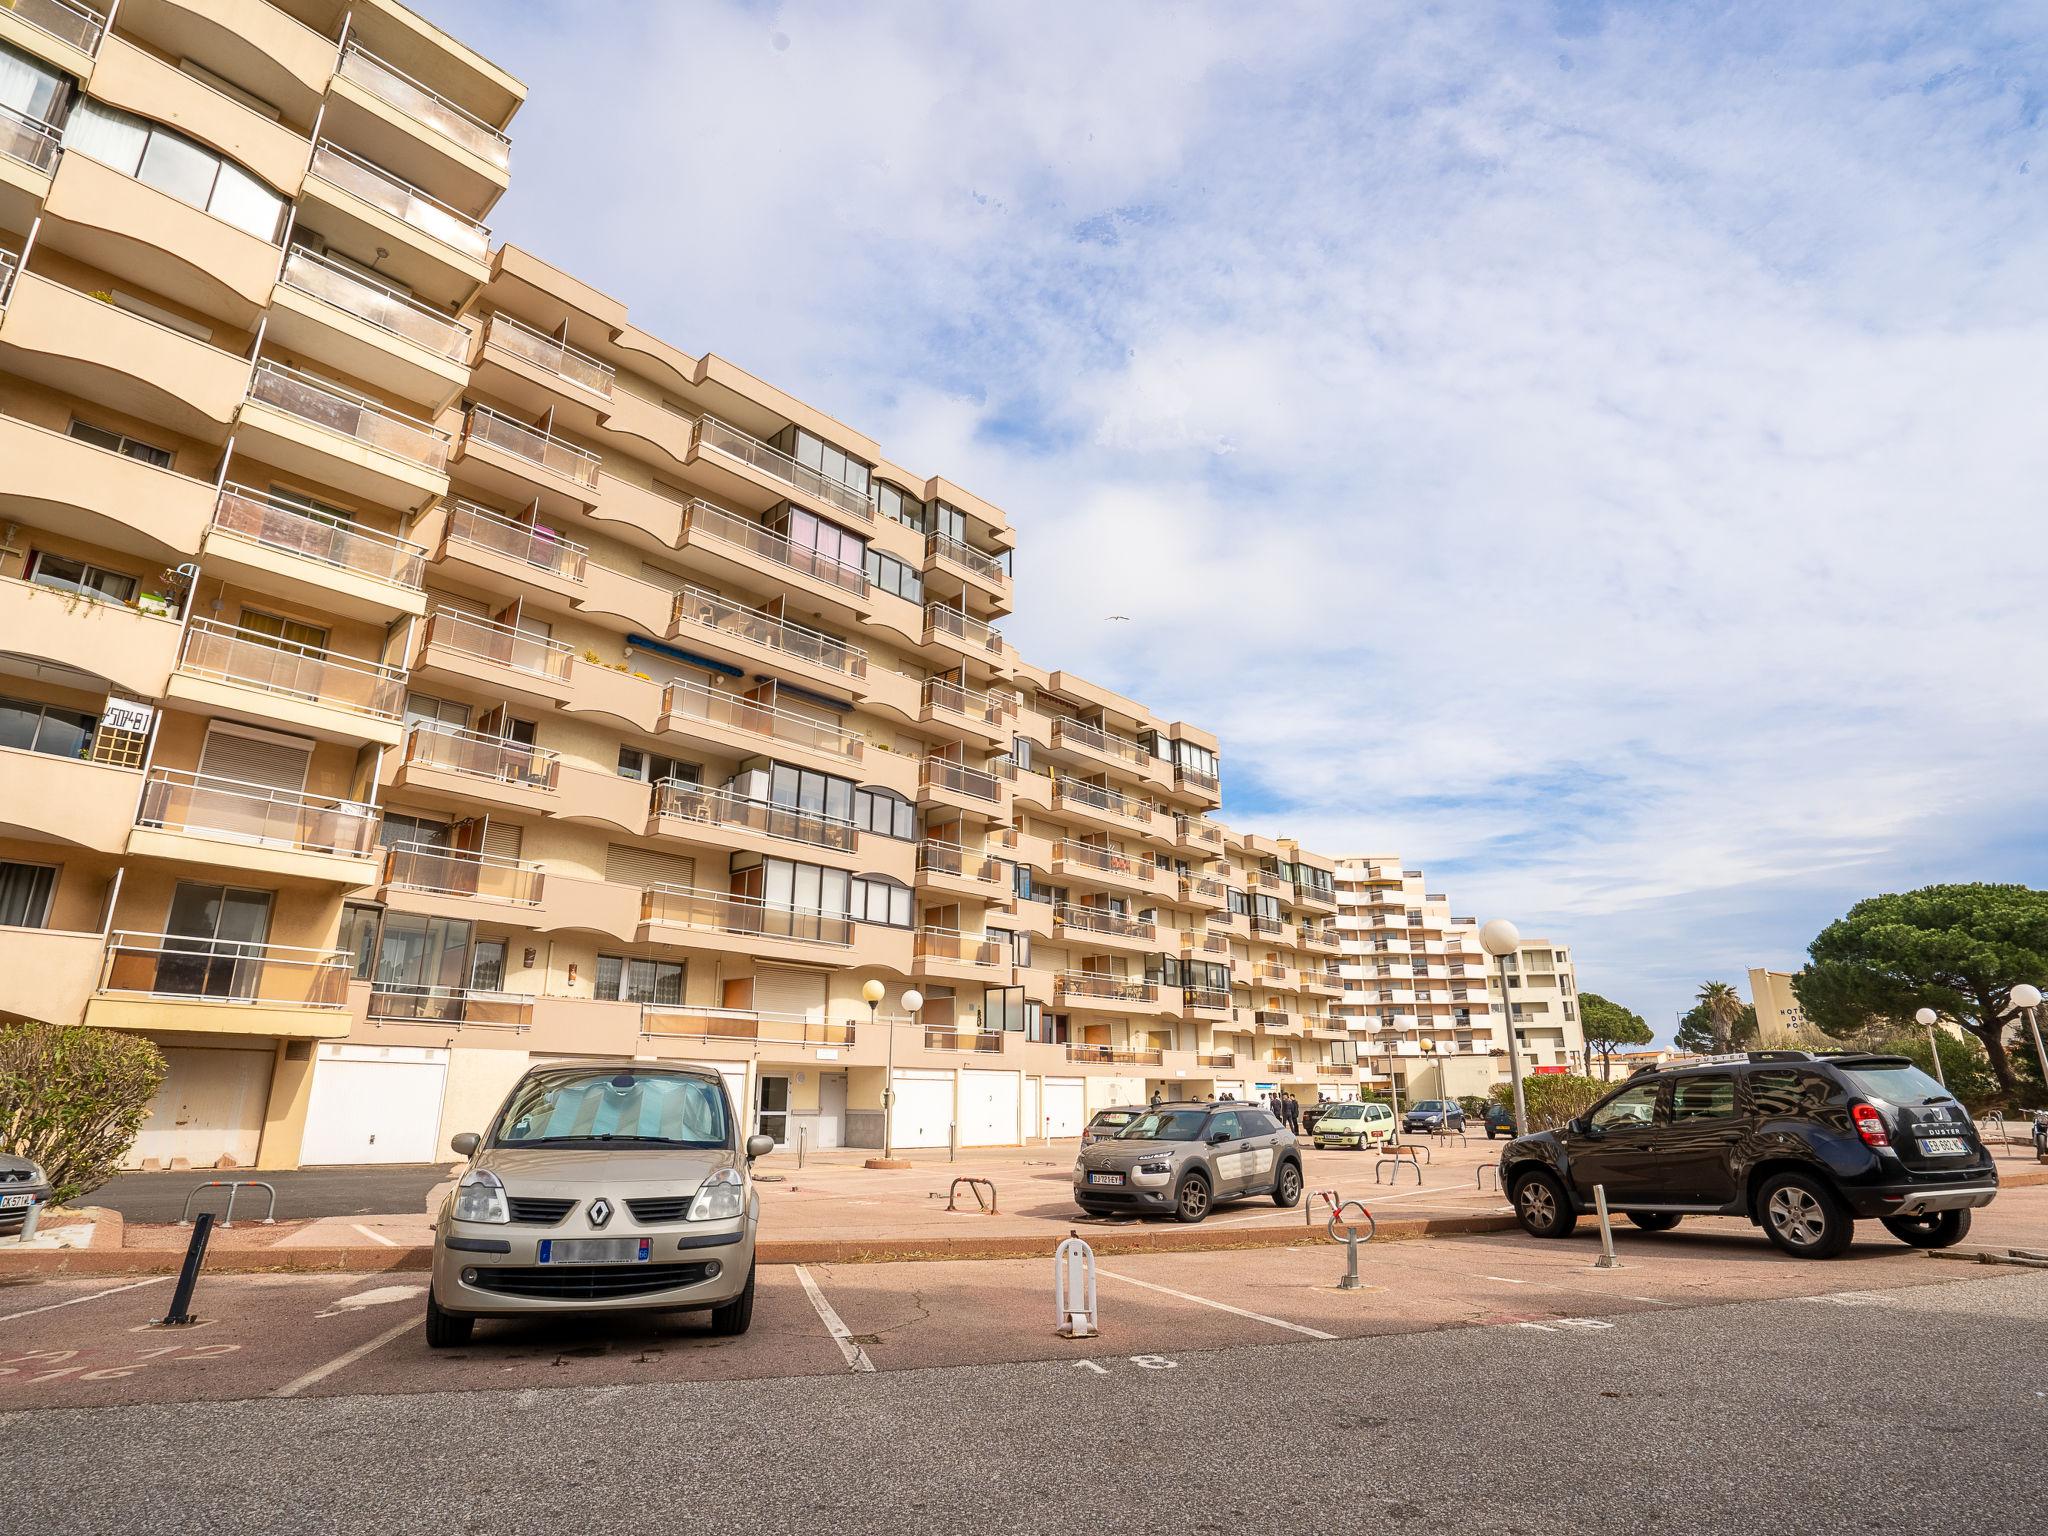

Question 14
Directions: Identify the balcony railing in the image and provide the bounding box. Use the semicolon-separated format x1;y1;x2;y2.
916;841;1001;882
247;361;450;471
640;884;854;948
663;679;863;762
1195;1051;1235;1068
337;43;511;169
641;1006;855;1047
446;500;587;580
681;499;868;598
464;404;601;490
1184;987;1232;1012
307;141;489;261
1264;1055;1296;1072
919;755;1001;802
177;618;407;720
211;484;426;591
673;584;865;678
1066;1043;1163;1066
1182;931;1231;956
1051;717;1152;768
1055;973;1157;1004
3;0;105;53
1254;1010;1292;1029
1179;877;1226;904
137;768;379;859
652;779;857;852
923;603;1003;654
914;926;1005;967
1052;840;1157;882
383;841;544;905
1253;962;1292;983
1054;779;1151;824
1249;916;1286;938
922;677;1005;727
0;103;61;174
1175;815;1223;848
925;531;1007;585
1175;765;1220;794
423;607;574;682
926;1028;1004;1053
484;310;614;397
694;415;872;521
403;723;560;789
367;985;533;1029
279;246;471;361
1053;903;1154;942
0;247;16;308
100;931;349;1008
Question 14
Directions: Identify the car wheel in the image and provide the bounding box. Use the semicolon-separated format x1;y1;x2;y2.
1510;1170;1578;1239
709;1263;756;1336
1272;1161;1303;1208
1757;1172;1854;1259
1881;1209;1972;1249
1486;1129;1500;1140
1626;1212;1683;1233
1174;1172;1212;1224
424;1285;473;1349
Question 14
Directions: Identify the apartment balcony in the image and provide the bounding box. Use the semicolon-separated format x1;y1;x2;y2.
1290;882;1339;915
237;361;451;512
1178;875;1228;911
916;755;1009;819
453;405;601;519
1051;778;1157;838
1174;814;1225;855
364;985;533;1032
1193;1050;1236;1070
0;576;182;698
1182;987;1234;1020
130;767;381;885
1066;1043;1163;1067
1054;972;1163;1017
638;884;856;964
327;43;510;214
202;485;428;622
473;310;614;419
1247;870;1289;898
1052;840;1172;900
911;926;1011;985
1249;915;1287;940
0;0;102;75
1051;902;1156;955
300;142;490;305
1047;717;1165;784
380;840;543;925
1301;968;1345;999
88;931;351;1039
1173;763;1222;804
267;245;473;407
1180;929;1233;962
675;499;872;620
0;742;138;853
1251;1008;1297;1034
925;1027;1005;1055
922;603;1007;670
1297;923;1342;953
0;273;250;443
641;1006;855;1051
389;723;561;817
923;530;1010;606
431;499;588;608
919;677;1009;748
1262;1054;1297;1075
668;584;870;700
413;608;575;710
649;780;862;867
686;414;873;525
913;840;1008;900
659;679;864;773
170;618;406;746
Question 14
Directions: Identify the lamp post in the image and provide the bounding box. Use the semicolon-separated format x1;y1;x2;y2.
1480;918;1528;1136
1914;1007;1946;1089
2008;983;2048;1091
883;987;923;1162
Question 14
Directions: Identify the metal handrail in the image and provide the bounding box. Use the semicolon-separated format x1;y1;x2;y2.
1052;717;1152;766
916;840;1001;881
464;403;601;488
279;246;470;360
640;883;854;947
423;606;574;680
662;678;863;761
211;484;426;589
307;140;489;260
1053;903;1154;941
484;310;614;397
926;1028;1004;1053
641;1005;855;1046
0;248;17;308
366;984;534;1028
337;43;511;168
136;767;380;858
1052;840;1157;880
381;840;543;905
2;0;104;53
177;617;407;718
446;499;588;578
680;498;870;597
247;360;450;470
651;780;858;851
1056;972;1158;1003
925;531;1006;583
920;755;1001;801
922;676;1005;725
1054;778;1151;822
923;602;1003;653
914;926;1005;966
694;415;872;521
671;583;866;676
99;930;350;1008
403;722;560;788
1175;815;1223;845
0;103;60;174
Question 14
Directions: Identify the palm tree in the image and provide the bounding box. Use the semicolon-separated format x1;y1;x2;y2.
1697;981;1745;1053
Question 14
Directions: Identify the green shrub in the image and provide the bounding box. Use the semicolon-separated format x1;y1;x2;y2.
0;1024;167;1203
1489;1073;1609;1132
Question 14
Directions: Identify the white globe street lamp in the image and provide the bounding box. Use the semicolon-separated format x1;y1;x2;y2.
2006;984;2048;1091
1479;919;1528;1135
1914;1007;1946;1088
880;988;924;1163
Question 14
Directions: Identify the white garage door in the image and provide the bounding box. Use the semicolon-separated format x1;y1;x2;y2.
1042;1077;1085;1139
300;1046;449;1165
959;1070;1018;1147
131;1047;273;1169
889;1071;953;1149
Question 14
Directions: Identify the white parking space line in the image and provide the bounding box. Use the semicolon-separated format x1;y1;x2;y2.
794;1266;875;1373
0;1276;171;1324
1097;1269;1337;1340
271;1315;419;1399
351;1224;398;1248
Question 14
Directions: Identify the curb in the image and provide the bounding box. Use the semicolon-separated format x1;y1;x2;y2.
0;1212;1519;1279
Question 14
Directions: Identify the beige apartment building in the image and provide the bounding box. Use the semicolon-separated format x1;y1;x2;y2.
1333;857;1585;1100
0;0;1364;1169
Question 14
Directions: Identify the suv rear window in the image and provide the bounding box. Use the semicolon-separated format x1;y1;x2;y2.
1669;1074;1736;1121
1838;1061;1949;1106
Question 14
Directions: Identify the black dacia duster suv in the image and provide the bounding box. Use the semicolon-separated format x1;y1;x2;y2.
1498;1051;1998;1259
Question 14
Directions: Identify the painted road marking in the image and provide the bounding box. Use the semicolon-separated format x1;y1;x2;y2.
317;1284;425;1319
271;1316;419;1399
351;1224;399;1248
794;1267;875;1374
1096;1269;1337;1340
1480;1275;1530;1285
0;1276;171;1324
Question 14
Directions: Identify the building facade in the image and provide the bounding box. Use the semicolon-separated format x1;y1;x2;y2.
0;0;1384;1169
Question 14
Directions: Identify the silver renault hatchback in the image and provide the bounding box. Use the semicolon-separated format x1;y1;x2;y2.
426;1062;771;1346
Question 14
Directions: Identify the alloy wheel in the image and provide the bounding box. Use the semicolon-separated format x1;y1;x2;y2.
1519;1180;1557;1230
1179;1180;1210;1219
1768;1186;1826;1247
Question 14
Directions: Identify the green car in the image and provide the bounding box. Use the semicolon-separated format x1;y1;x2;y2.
1312;1100;1396;1150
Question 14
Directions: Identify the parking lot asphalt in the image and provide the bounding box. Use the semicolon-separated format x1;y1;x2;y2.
81;1164;456;1224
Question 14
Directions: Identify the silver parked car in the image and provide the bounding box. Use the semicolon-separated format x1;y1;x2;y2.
427;1062;772;1346
0;1153;52;1238
1072;1101;1303;1223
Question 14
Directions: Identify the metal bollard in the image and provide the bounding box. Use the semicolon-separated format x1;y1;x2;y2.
797;1125;806;1170
949;1121;958;1164
1592;1183;1621;1270
1328;1200;1375;1289
157;1211;215;1326
1054;1235;1098;1338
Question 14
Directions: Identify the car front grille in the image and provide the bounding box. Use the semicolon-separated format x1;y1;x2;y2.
506;1196;575;1224
469;1262;714;1300
624;1196;693;1224
0;1212;26;1237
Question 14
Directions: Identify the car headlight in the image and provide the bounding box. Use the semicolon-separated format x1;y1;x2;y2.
687;1167;745;1221
1135;1158;1173;1176
451;1168;508;1224
22;1161;46;1187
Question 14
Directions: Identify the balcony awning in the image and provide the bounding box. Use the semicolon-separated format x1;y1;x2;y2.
625;634;742;679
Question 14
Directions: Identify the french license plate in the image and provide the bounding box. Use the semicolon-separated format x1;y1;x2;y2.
1087;1172;1125;1186
0;1192;31;1209
537;1237;651;1265
1918;1137;1968;1157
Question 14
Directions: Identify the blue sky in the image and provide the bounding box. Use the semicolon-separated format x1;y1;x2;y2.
426;0;2048;1037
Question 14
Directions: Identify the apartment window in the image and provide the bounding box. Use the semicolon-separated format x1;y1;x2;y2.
468;940;508;992
0;695;97;760
874;482;927;531
985;985;1027;1033
932;502;967;544
65;100;287;242
0;861;56;929
404;693;471;732
1227;887;1252;918
848;875;912;928
67;419;173;469
618;746;701;784
851;786;915;840
374;913;473;991
1173;739;1220;781
992;926;1030;968
595;955;684;1005
740;857;852;917
339;903;381;980
240;608;328;652
0;39;72;126
379;812;451;849
862;549;922;605
781;427;870;497
767;762;856;823
1326;1039;1358;1068
27;553;136;605
767;503;867;574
